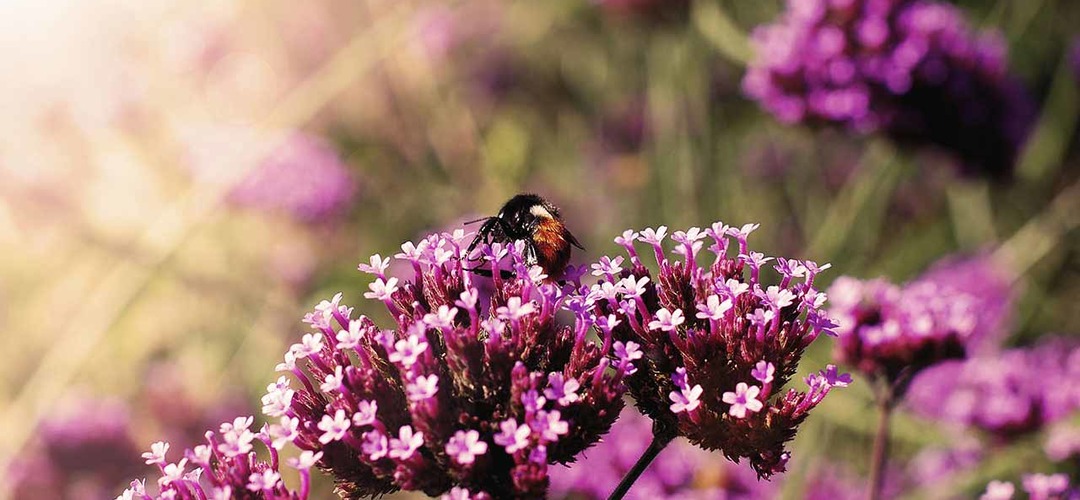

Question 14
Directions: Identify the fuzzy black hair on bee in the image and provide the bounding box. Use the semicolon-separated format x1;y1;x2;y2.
465;193;584;279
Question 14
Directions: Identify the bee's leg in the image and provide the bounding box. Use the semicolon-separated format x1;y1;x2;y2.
465;217;497;260
523;242;539;268
465;266;515;280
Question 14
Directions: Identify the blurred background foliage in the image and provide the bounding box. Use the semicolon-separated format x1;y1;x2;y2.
0;0;1077;498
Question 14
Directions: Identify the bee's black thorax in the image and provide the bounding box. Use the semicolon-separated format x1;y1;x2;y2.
466;193;582;279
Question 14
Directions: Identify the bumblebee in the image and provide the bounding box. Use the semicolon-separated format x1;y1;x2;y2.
466;194;585;278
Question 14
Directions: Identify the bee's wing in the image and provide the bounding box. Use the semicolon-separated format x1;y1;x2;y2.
565;228;586;251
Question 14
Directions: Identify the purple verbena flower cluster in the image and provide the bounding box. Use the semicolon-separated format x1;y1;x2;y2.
229;133;358;222
906;337;1080;438
117;417;316;500
10;397;143;499
185;128;359;223
743;0;1034;177
549;407;775;499
827;256;1002;390
579;222;848;477
981;474;1078;500
264;231;630;498
911;253;1015;353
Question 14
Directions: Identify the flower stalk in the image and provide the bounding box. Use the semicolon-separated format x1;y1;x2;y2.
606;425;676;500
867;383;894;500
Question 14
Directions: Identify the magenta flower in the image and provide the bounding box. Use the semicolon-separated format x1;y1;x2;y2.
258;231;629;498
184;128;359;222
494;420;533;455
722;383;765;419
9;397;143;500
582;221;846;477
446;430;489;465
116;415;312;499
982;474;1077;500
906;336;1080;438
743;0;1034;177
981;480;1015;500
829;253;1016;392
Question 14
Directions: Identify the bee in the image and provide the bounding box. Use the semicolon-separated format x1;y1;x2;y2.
465;193;585;279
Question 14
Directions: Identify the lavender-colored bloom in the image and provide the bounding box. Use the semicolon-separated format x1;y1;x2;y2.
1045;424;1080;462
253;232;629;498
802;461;904;500
549;407;776;499
743;0;1035;178
905;440;983;489
828;253;1014;391
9;397;143;500
1023;474;1073;499
981;480;1016;500
914;253;1015;353
184;128;359;222
116;416;309;500
582;221;847;477
982;474;1078;500
906;336;1080;438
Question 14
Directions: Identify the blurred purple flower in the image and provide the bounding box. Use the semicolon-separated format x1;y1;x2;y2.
411;3;503;65
828;253;1014;391
185;127;359;223
583;222;847;477
1045;424;1080;462
549;407;775;499
9;397;143;500
982;474;1078;500
906;336;1080;439
905;440;983;489
743;0;1035;178
912;253;1016;352
802;461;904;500
266;231;630;498
140;361;253;452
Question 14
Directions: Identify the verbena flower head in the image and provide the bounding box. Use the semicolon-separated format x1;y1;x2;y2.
580;222;847;477
185;128;359;222
118;417;312;500
827;254;1012;390
10;397;142;499
981;474;1077;500
802;461;904;500
906;337;1080;438
549;407;776;499
269;231;630;498
743;0;1034;177
911;253;1015;353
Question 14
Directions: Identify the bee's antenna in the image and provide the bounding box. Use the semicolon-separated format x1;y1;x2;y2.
463;217;493;225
